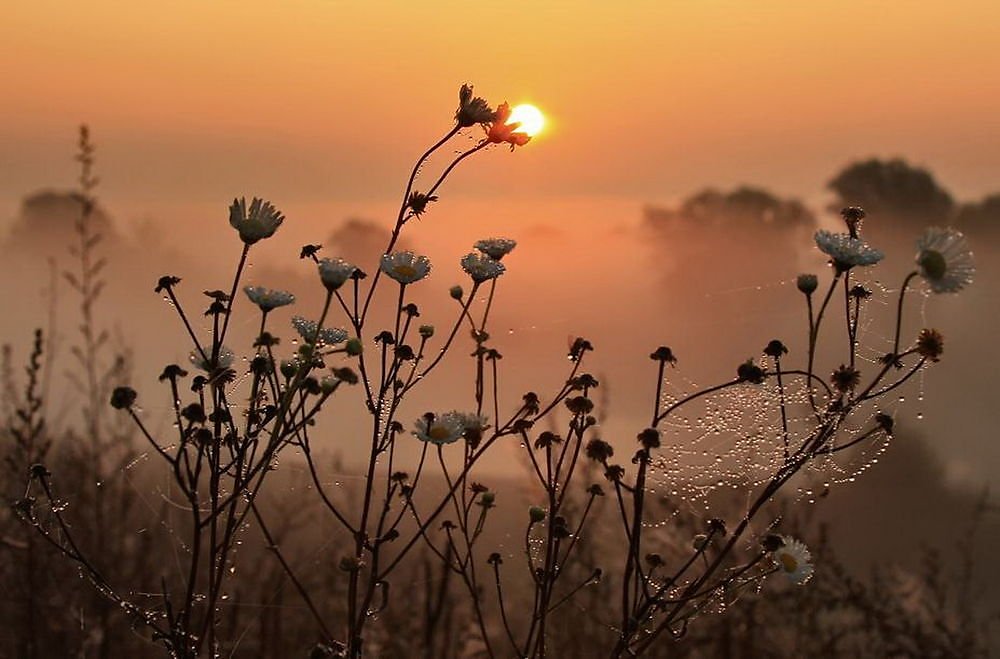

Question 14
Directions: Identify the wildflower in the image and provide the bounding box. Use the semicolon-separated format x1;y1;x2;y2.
181;403;206;423
650;346;678;365
771;536;814;585
565;396;594;415
875;413;894;434
840;206;866;238
915;227;974;293
155;275;181;293
568;337;594;361
413;412;465;445
280;359;300;378
796;274;818;295
317;257;357;291
474;238;517;260
461;252;505;283
485;102;531;149
345;338;363;356
528;506;546;523
637;428;661;450
455;84;495;127
449;285;464;300
110;386;137;410
406;191;438;218
380;251;431;284
158;364;188;382
229;197;284;245
830;364;861;393
190;346;235;372
479;491;496;507
585;438;614;463
418;324;435;339
332;367;359;385
454;412;490;444
763;340;788;359
814;230;884;271
300;244;322;260
915;328;944;362
291;316;348;346
244;286;295;311
737;359;766;384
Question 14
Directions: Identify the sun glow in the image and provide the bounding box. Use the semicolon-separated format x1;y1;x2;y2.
507;104;545;137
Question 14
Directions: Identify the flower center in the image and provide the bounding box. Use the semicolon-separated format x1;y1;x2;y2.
394;264;417;278
779;553;798;572
919;250;947;280
429;425;451;441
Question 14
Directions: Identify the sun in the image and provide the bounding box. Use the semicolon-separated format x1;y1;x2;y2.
507;104;545;137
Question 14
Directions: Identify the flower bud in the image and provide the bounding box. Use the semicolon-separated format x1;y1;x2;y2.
796;274;818;295
345;338;363;356
529;506;546;524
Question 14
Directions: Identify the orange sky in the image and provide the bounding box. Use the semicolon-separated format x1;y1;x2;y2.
3;0;1000;225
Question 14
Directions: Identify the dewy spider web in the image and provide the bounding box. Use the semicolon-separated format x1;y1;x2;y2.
644;272;927;521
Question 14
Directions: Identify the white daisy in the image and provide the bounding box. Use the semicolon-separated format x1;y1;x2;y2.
317;257;357;291
189;345;236;372
380;251;432;284
915;227;974;294
814;230;884;270
461;253;505;283
453;412;489;434
291;316;349;346
474;238;517;260
229;197;284;245
413;412;465;445
243;286;295;311
772;536;813;585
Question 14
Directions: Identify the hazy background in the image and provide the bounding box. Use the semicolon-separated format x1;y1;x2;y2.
2;0;998;612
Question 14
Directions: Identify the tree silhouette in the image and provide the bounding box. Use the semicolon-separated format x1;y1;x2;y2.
827;158;954;225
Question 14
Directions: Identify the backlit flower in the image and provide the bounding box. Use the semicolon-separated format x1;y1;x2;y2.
413;412;465;445
915;328;944;361
814;230;884;271
455;84;495;128
380;251;431;284
190;345;235;372
474;238;517;260
291;316;348;346
771;536;813;585
318;257;358;291
229;197;284;245
485;102;530;150
461;252;505;283
915;227;974;294
243;286;295;311
830;364;861;393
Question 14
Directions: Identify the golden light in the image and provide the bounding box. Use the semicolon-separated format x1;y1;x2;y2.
507;104;545;137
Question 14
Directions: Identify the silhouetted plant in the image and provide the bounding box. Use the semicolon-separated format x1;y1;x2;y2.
10;91;981;659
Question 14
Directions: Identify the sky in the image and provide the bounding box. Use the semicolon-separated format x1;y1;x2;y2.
2;1;999;530
3;0;1000;221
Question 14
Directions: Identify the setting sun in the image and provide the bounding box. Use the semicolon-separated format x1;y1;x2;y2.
507;103;545;137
